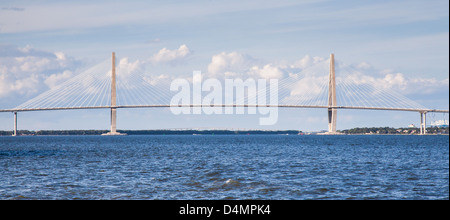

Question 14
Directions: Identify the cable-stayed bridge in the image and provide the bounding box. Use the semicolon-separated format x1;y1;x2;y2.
1;53;448;136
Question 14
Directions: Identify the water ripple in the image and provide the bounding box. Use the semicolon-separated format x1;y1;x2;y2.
0;135;448;200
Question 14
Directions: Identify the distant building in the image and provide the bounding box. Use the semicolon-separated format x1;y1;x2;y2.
408;124;416;128
431;120;449;128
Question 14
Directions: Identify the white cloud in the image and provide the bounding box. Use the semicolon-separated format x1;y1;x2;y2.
149;45;191;65
204;52;448;108
54;51;66;61
383;73;407;89
143;74;171;86
117;57;142;77
208;52;254;76
289;76;328;97
44;70;73;89
248;64;284;79
341;70;449;96
0;45;79;100
11;74;41;95
1;46;447;110
385;74;449;95
16;56;51;73
290;55;326;69
0;72;41;98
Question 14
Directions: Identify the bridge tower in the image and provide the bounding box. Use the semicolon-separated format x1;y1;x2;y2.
102;52;124;135
327;53;338;133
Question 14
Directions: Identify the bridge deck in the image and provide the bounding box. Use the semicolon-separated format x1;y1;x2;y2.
0;105;448;113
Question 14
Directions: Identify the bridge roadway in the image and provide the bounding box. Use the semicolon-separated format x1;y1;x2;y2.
1;105;448;113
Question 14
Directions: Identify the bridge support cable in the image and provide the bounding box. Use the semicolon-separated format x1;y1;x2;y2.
14;59;112;110
335;64;426;110
277;61;329;107
3;52;449;135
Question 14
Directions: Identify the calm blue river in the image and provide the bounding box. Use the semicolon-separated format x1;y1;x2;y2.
0;135;448;200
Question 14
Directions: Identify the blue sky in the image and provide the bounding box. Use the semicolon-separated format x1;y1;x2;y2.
0;0;448;131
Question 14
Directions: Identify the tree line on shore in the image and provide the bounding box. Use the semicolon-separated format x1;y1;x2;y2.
0;129;302;136
339;126;449;135
0;127;448;136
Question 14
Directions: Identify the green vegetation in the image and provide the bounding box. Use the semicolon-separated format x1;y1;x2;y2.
0;129;302;136
339;126;449;135
1;127;448;136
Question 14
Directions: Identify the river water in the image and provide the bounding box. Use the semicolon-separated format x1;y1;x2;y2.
0;135;448;200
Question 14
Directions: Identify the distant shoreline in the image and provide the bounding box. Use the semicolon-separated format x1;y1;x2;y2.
0;129;302;136
0;127;448;136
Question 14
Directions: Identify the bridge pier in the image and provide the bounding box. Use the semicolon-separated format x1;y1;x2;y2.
110;107;117;134
13;111;17;136
419;111;427;135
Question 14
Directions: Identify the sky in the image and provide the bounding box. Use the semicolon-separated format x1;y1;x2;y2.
0;0;449;132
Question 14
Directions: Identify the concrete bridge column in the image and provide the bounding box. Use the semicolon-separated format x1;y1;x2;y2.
102;52;124;135
13;111;17;136
419;111;427;135
111;107;117;134
328;53;337;133
423;112;427;134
